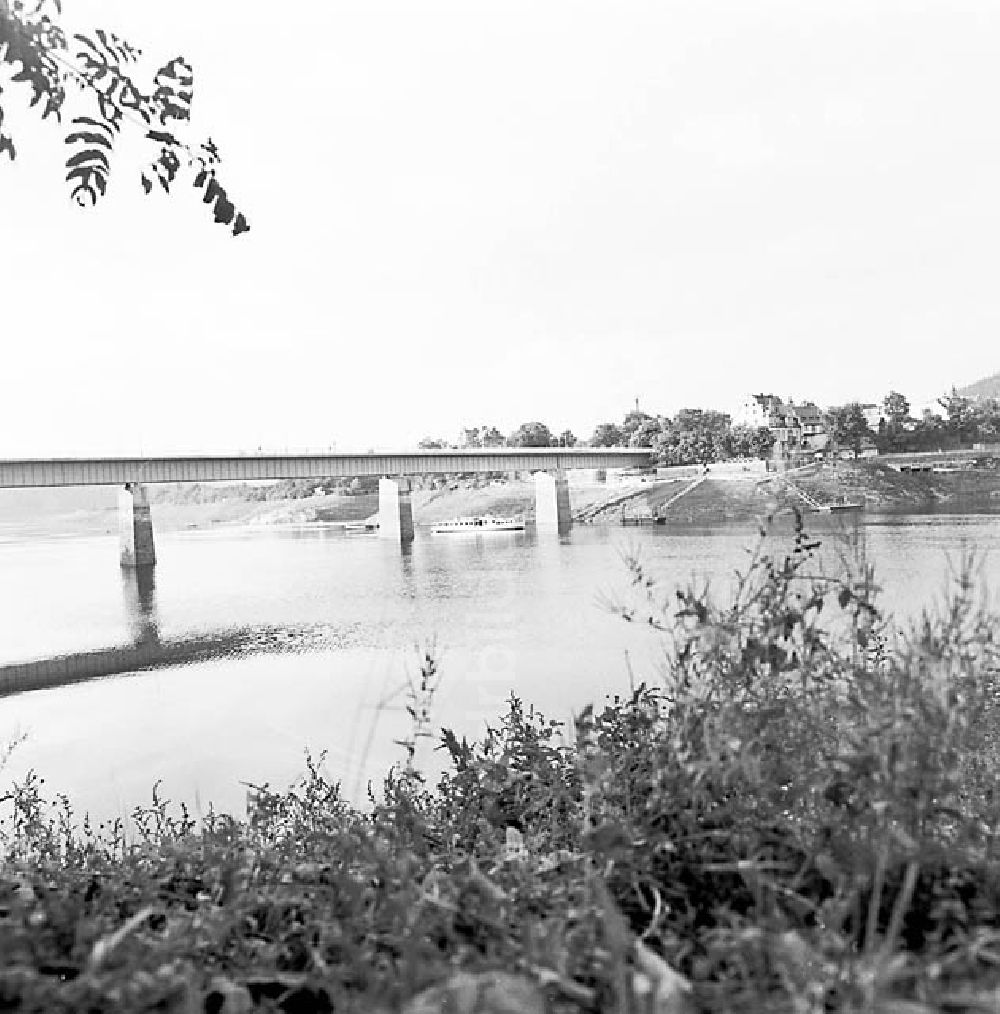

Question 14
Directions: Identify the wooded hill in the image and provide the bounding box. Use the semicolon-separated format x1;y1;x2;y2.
958;370;1000;401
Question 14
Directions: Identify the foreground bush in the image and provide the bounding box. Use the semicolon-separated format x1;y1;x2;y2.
2;512;999;1012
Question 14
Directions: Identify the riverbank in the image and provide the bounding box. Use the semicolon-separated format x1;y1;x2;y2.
2;462;999;542
225;462;1000;528
582;460;1000;524
779;459;1000;509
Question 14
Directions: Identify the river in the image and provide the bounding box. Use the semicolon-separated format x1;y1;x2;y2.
0;509;997;824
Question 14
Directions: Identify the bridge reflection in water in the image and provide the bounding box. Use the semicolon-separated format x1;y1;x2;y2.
0;565;324;699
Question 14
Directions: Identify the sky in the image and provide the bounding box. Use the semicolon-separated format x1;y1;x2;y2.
1;0;998;455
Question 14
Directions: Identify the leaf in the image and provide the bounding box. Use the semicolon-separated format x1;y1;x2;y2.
202;177;222;205
213;193;234;225
146;128;178;146
64;129;112;148
151;56;194;124
65;147;108;170
74;27;137;68
71;115;115;133
95;29;119;60
4;5;249;235
72;33;108;67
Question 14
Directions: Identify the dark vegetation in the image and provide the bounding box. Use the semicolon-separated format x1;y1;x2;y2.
590;410;775;466
3;517;1000;1011
425;382;1000;470
590;392;1000;464
0;0;247;233
419;423;577;451
421;414;774;465
879;391;1000;455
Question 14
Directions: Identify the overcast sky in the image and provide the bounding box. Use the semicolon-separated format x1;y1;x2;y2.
1;0;998;455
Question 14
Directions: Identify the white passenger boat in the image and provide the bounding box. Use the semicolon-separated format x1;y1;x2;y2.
344;519;378;534
431;515;524;534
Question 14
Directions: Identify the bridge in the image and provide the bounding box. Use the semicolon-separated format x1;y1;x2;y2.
0;448;653;565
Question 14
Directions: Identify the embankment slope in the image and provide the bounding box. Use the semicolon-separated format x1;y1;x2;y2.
581;461;1000;524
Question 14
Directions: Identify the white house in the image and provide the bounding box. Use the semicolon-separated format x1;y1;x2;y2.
732;394;827;456
859;403;886;431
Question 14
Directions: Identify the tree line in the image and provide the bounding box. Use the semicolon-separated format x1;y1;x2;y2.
418;412;775;466
420;386;1000;469
418;422;579;451
829;390;1000;456
590;409;775;465
877;389;1000;453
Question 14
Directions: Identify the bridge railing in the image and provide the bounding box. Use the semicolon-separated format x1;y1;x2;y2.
0;448;654;488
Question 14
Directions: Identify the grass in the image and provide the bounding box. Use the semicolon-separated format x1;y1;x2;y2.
2;511;1000;1012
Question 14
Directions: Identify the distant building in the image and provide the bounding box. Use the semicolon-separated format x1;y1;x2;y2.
733;394;827;456
859;403;886;431
732;393;783;429
785;401;825;443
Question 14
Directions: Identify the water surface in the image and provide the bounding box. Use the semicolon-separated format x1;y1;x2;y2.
0;511;996;823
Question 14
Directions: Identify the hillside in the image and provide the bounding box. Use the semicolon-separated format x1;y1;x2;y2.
957;369;1000;401
0;486;114;521
788;460;1000;509
581;461;1000;524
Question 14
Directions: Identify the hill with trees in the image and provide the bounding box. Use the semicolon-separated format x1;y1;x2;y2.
957;370;1000;401
590;409;774;465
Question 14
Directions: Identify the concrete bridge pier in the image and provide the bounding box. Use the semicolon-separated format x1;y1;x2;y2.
534;470;572;535
118;482;156;567
122;565;160;645
378;477;414;544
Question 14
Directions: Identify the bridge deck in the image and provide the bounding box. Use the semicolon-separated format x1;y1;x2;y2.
0;449;653;488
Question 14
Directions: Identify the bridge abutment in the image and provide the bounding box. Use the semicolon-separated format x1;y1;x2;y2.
534;470;572;534
378;477;414;544
118;482;156;567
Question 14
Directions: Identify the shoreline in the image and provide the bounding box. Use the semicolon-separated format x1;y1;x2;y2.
1;461;999;540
